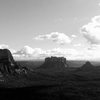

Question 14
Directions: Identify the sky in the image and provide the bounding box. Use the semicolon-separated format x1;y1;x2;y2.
0;0;100;60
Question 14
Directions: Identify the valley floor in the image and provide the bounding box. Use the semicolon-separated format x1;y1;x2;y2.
0;69;100;100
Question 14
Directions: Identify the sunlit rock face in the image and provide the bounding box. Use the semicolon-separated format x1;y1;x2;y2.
40;56;68;70
0;49;18;75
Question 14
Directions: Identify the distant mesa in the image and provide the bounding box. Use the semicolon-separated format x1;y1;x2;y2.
38;56;69;70
82;61;94;67
78;61;94;71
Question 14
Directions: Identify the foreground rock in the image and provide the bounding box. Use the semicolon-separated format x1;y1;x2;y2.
38;56;68;71
0;49;19;75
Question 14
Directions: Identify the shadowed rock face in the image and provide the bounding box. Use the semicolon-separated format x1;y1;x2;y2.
79;61;94;71
0;49;19;75
40;56;68;70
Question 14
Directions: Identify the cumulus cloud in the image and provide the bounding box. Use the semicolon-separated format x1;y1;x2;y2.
13;45;100;60
46;48;95;60
38;48;80;60
13;45;81;60
20;46;34;55
10;49;16;54
13;46;45;58
0;44;94;60
73;43;82;47
71;34;77;38
14;46;34;57
34;32;71;45
12;45;100;60
81;15;100;44
0;44;16;54
0;44;9;49
84;47;100;60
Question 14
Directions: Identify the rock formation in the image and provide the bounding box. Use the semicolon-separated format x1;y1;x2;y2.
15;64;30;75
39;56;68;70
0;49;19;75
78;61;94;71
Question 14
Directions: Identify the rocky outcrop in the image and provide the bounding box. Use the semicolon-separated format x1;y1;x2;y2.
78;61;94;71
0;49;19;75
39;56;68;70
15;63;30;75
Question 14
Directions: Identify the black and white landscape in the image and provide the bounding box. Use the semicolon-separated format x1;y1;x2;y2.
1;0;100;100
0;49;100;100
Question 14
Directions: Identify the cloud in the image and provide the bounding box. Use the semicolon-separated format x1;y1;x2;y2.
45;48;77;56
13;46;45;58
44;47;100;60
34;32;71;45
34;34;48;40
20;46;34;55
0;44;9;49
13;45;81;60
73;43;82;47
86;46;100;60
10;49;16;54
39;48;80;60
0;44;16;54
81;15;100;44
75;45;100;61
71;34;77;38
0;44;92;60
14;46;34;57
12;45;100;60
46;48;94;60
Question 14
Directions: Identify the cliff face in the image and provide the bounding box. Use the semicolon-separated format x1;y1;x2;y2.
0;49;18;75
40;56;68;70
